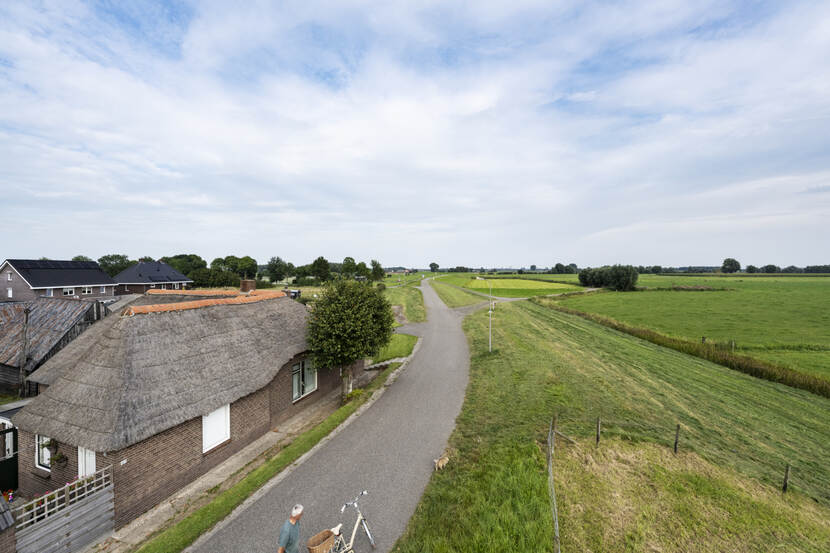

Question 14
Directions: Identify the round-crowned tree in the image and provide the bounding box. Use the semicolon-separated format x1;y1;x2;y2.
308;280;394;402
721;258;741;273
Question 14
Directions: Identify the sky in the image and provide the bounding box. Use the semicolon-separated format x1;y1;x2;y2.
1;1;828;268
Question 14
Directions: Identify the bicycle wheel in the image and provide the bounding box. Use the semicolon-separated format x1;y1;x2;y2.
361;518;376;549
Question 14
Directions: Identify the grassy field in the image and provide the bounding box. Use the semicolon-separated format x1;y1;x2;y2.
383;271;438;287
437;274;582;298
373;333;417;363
394;300;830;552
428;279;485;308
558;275;830;382
384;283;426;323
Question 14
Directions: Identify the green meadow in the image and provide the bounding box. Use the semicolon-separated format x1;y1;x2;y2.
559;275;830;382
437;273;582;298
384;282;427;323
395;298;830;552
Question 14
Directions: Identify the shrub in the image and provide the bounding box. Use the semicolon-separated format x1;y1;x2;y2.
578;265;638;291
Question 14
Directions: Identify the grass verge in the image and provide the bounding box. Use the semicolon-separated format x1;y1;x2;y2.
136;362;402;553
394;301;830;552
428;279;485;308
373;334;417;363
535;298;830;398
384;284;426;323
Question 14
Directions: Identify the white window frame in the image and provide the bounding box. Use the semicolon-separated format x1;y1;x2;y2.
63;288;75;296
292;359;317;402
35;434;51;471
150;284;155;288
82;286;93;295
45;288;53;297
100;286;107;294
6;272;10;281
5;288;10;299
202;404;230;453
174;283;180;290
78;447;96;477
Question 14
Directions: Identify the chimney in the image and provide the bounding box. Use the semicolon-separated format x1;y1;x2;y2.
240;279;256;293
18;307;31;397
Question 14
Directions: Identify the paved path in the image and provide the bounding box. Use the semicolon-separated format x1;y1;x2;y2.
189;280;470;553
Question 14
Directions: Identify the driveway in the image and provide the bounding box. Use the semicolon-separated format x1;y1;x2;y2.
189;280;470;553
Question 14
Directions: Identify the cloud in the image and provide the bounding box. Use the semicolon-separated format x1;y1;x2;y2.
0;0;828;266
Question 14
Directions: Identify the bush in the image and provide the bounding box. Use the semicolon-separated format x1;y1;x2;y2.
376;282;386;291
255;279;275;289
578;265;638;291
293;276;318;286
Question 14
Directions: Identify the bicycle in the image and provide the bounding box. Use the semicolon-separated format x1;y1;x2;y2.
330;490;376;552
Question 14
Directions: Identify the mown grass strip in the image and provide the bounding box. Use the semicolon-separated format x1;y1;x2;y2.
533;298;830;398
429;279;485;308
384;284;426;323
373;333;417;363
136;363;400;553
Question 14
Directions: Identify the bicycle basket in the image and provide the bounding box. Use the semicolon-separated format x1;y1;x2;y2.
307;529;334;553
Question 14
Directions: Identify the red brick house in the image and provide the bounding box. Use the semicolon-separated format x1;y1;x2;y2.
11;291;350;528
112;261;192;294
1;260;116;303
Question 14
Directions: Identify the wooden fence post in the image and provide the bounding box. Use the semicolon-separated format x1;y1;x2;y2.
596;417;601;446
783;464;790;493
673;424;680;454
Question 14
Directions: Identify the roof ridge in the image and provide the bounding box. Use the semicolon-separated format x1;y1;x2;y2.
123;290;286;316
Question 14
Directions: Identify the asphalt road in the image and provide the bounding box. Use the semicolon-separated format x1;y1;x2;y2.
189;280;470;553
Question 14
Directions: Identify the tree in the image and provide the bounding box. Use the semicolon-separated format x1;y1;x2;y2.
721;258;740;273
341;257;357;277
762;264;780;273
72;255;93;262
429;262;439;273
746;265;758;273
554;263;566;274
237;256;258;279
578;265;638;291
160;254;207;277
138;256;155;262
266;256;291;283
311;256;331;281
530;264;537;271
308;280;394;402
97;254;135;277
782;265;802;273
355;261;370;279
370;260;384;282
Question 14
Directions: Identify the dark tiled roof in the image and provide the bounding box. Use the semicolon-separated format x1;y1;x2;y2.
112;261;192;284
0;297;96;369
4;259;115;288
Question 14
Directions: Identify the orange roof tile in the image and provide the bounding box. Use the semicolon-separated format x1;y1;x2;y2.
146;289;239;296
123;290;287;316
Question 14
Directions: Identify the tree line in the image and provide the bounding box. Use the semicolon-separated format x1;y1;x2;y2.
721;258;829;274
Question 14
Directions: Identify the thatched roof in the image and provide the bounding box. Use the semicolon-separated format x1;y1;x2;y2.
13;295;309;452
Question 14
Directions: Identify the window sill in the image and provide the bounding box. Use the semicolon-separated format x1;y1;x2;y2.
292;386;318;404
31;468;51;479
202;438;231;457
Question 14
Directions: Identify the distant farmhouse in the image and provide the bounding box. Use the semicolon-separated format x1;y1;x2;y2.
112;260;192;294
1;259;116;302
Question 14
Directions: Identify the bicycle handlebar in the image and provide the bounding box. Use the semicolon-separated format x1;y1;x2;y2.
340;490;369;513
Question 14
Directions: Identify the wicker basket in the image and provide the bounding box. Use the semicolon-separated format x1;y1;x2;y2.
307;529;335;553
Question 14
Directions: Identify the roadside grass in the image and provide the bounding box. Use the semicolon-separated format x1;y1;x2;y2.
384;285;426;323
372;333;417;363
0;395;18;406
428;279;485;308
394;301;830;552
558;275;830;383
135;362;402;553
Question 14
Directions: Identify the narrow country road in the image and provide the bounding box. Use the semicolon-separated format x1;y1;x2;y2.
188;280;470;553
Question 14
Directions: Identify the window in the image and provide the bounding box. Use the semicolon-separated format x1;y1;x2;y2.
150;284;155;288
5;288;10;299
78;447;96;477
82;287;93;295
6;272;10;281
174;283;180;290
202;404;230;453
292;359;317;401
46;288;53;297
35;435;51;471
100;286;107;294
63;288;75;296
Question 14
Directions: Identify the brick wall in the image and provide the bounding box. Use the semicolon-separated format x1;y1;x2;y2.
108;385;271;527
17;431;80;498
2;263;35;302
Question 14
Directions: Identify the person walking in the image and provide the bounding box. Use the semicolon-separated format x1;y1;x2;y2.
277;504;303;553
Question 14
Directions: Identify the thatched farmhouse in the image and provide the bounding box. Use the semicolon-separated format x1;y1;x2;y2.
1;259;116;302
11;290;348;528
112;260;192;294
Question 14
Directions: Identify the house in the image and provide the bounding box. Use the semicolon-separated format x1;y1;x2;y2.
0;297;107;395
11;289;358;528
112;261;192;294
1;260;116;303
